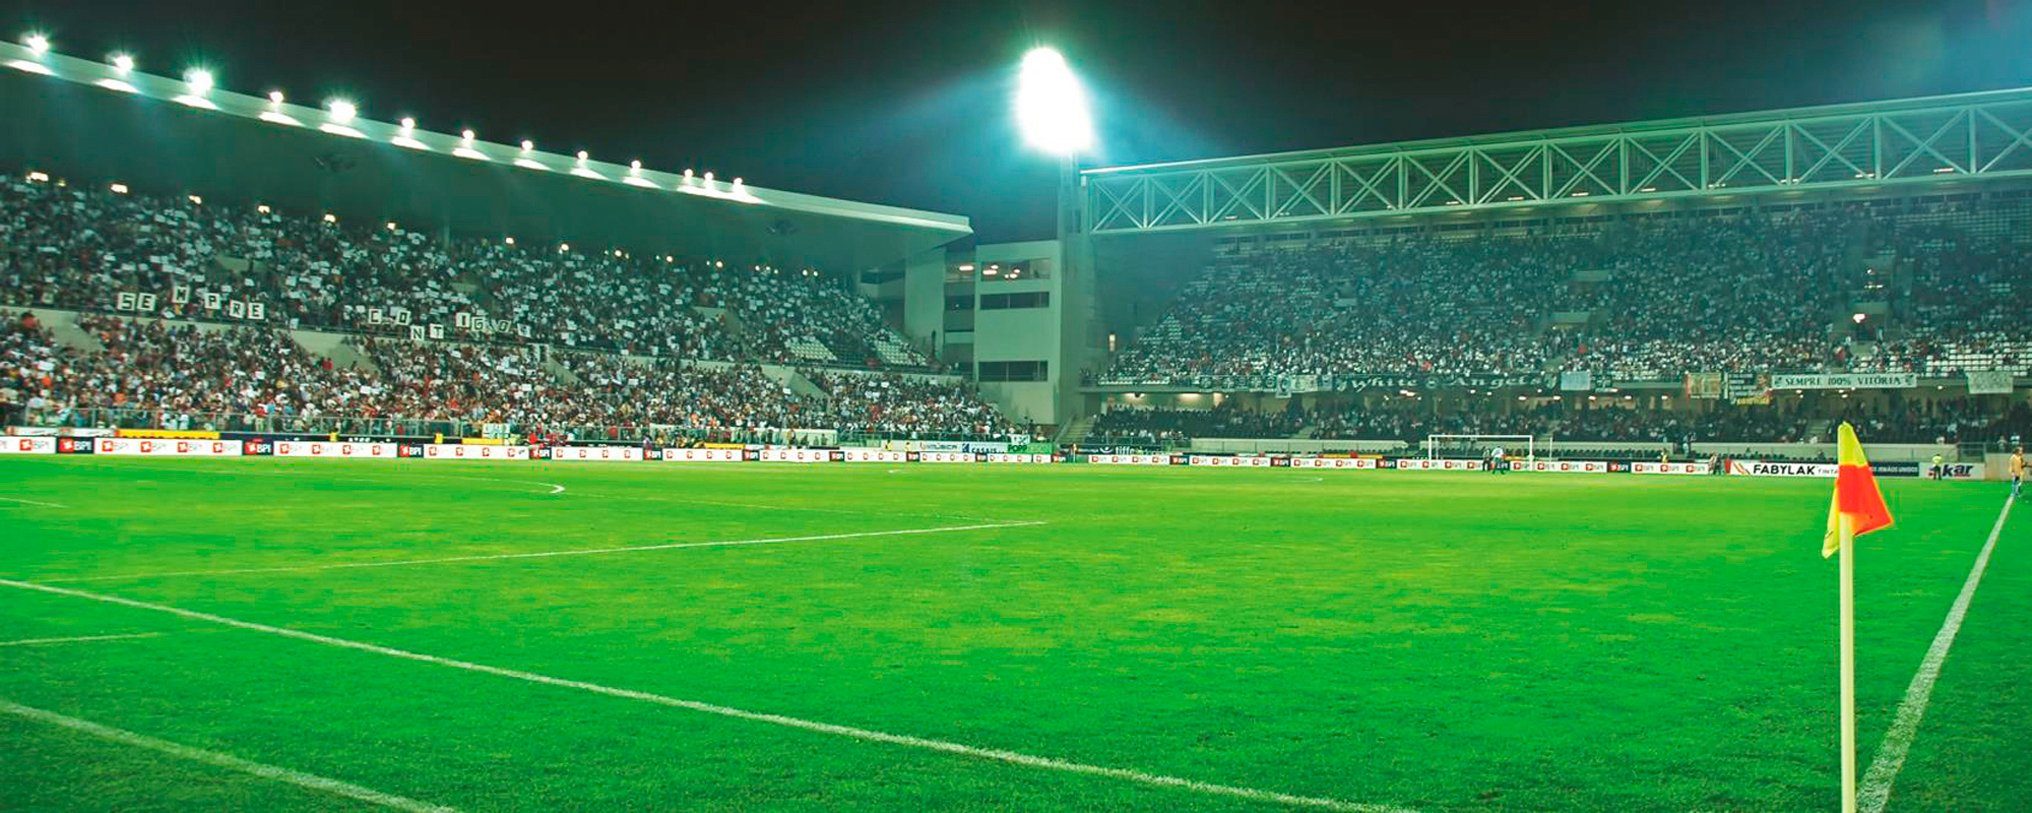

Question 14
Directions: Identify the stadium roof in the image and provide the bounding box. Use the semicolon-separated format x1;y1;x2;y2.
1081;85;2032;235
0;40;971;271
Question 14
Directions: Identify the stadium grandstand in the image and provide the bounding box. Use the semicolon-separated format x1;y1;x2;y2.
4;16;2032;813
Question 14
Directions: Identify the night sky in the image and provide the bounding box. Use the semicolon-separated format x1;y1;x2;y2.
5;0;2030;241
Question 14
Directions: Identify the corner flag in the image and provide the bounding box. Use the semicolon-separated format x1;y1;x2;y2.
1825;421;1892;813
1823;422;1893;557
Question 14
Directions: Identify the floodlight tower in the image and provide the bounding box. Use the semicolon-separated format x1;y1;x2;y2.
1016;46;1097;425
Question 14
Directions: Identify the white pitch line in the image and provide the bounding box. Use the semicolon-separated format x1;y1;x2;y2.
45;521;1049;583
0;698;455;812
0;632;164;647
0;579;1406;812
0;496;67;508
1857;497;2014;813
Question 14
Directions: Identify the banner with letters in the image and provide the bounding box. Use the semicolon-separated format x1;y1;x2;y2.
1290;457;1378;470
550;446;644;462
757;448;830;463
1727;459;1837;477
0;436;56;454
918;451;980;463
1086;453;1174;466
94;438;242;456
272;441;396;459
1394;458;1485;472
984;453;1056;464
1515;460;1610;474
413;443;531;461
1768;373;1917;390
1188;455;1275;468
1632;462;1711;475
839;449;910;463
660;447;745;463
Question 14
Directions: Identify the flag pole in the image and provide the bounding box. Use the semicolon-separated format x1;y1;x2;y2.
1839;511;1857;813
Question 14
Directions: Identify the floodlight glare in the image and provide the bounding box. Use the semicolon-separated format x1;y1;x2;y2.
24;34;48;55
1016;47;1094;155
268;90;284;105
186;68;213;95
111;53;134;73
327;99;357;124
400;117;416;131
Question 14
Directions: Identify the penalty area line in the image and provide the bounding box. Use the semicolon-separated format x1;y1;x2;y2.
0;698;456;812
43;521;1050;583
0;496;67;508
0;579;1408;813
1858;496;2014;813
0;632;164;647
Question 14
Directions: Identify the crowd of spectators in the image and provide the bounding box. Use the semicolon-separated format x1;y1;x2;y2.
1094;396;2026;447
1103;201;2032;386
5;311;1005;440
1088;405;1308;446
0;176;928;370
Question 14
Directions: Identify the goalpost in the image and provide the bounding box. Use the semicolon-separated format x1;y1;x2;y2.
1422;434;1537;462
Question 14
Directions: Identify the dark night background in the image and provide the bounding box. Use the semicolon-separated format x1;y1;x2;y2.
4;0;2029;241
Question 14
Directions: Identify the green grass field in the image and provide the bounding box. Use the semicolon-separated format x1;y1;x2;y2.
1;456;2024;811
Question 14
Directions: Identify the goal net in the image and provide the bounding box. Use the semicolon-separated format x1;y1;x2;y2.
1422;434;1537;461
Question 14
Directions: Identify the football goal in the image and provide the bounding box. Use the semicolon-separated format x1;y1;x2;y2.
1422;433;1537;461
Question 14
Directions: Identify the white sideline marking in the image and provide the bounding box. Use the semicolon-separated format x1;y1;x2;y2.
1858;497;2014;813
0;496;67;508
46;521;1050;583
0;632;164;647
0;579;1406;812
0;698;455;812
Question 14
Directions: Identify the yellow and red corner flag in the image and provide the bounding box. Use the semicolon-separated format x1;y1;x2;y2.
1823;422;1893;557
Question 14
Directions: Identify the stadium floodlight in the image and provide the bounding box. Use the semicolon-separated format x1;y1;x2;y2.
327;99;357;125
520;139;534;152
1016;47;1093;155
110;53;134;74
186;68;213;95
400;117;416;132
24;33;48;55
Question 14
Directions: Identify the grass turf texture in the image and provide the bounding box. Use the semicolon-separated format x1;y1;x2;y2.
0;456;2024;811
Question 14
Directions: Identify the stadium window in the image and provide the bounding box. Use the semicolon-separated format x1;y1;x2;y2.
977;360;1049;382
978;292;1050;310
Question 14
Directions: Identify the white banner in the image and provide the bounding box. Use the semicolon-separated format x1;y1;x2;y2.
661;447;745;463
550;446;644;462
273;441;396;459
1088;454;1173;466
757;448;830;463
421;443;530;461
905;440;1010;454
1727;459;1838;477
839;449;910;463
1189;455;1274;468
94;438;242;456
984;453;1055;464
1769;373;1917;390
0;436;56;454
1290;457;1378;470
918;451;979;464
1514;460;1610;474
1631;462;1712;475
1966;370;2016;395
1395;458;1484;472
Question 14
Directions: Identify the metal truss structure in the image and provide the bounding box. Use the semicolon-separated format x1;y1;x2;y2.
1082;87;2032;235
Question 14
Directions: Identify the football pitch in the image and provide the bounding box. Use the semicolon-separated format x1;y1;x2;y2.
0;457;2024;811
